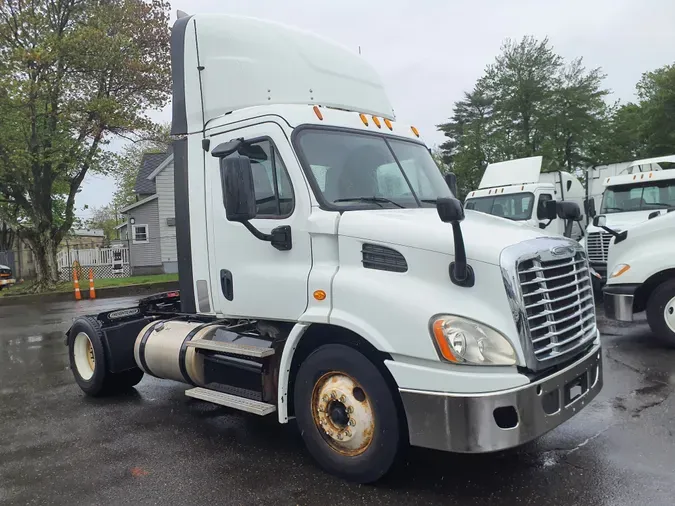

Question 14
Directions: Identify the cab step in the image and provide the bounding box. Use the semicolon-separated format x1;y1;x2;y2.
185;387;276;415
186;339;275;358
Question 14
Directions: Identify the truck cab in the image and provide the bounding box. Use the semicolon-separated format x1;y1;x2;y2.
584;156;675;284
603;211;675;344
65;13;603;483
464;156;585;240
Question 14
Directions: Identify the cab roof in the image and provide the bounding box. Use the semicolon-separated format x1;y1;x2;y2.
478;156;543;189
171;13;395;136
603;168;675;187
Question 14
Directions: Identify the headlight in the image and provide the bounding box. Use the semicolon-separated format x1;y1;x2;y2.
430;315;517;366
609;263;630;278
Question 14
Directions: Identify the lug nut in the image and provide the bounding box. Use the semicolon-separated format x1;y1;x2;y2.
347;406;354;414
345;430;352;437
331;392;337;399
340;395;346;403
323;394;329;401
349;419;356;426
337;433;343;440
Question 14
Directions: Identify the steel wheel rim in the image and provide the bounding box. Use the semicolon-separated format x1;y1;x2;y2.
665;295;675;333
311;372;374;456
73;332;95;380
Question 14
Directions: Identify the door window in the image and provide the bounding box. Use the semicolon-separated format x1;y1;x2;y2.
245;139;294;218
537;194;553;220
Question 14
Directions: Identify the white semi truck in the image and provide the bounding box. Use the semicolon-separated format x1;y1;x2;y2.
583;155;675;286
65;13;603;482
602;211;675;345
464;156;586;240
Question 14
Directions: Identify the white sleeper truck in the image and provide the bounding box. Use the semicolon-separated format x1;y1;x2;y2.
464;156;586;240
65;13;603;483
584;155;675;286
602;211;675;345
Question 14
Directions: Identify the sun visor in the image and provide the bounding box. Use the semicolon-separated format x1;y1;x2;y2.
478;156;543;189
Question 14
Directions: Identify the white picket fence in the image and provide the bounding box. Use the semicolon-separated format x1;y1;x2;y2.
57;247;130;269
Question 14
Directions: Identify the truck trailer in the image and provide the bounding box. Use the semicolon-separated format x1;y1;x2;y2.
65;13;603;483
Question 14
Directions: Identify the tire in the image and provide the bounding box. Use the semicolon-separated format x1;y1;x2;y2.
68;317;144;396
293;344;403;483
646;279;675;347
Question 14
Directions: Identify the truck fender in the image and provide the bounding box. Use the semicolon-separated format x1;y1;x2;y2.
277;323;310;423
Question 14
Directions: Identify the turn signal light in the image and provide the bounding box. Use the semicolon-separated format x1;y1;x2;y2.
432;320;459;363
313;290;327;301
411;126;420;137
384;118;393;130
372;116;381;128
313;105;323;120
359;113;369;126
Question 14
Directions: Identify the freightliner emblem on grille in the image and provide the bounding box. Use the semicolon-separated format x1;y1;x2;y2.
550;245;575;257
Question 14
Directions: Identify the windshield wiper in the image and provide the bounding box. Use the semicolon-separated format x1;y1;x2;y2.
333;197;405;208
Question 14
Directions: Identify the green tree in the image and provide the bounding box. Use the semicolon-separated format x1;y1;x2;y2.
636;64;675;156
87;203;119;241
0;0;171;289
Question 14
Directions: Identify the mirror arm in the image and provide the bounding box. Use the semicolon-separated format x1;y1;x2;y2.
242;220;272;241
449;222;475;288
241;221;293;251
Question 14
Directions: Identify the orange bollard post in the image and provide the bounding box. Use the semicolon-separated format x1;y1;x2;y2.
89;268;96;300
73;268;82;301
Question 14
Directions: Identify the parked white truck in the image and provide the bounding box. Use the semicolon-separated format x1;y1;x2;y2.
602;211;675;344
65;13;603;482
464;156;586;240
584;155;675;286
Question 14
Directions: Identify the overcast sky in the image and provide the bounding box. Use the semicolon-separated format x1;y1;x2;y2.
76;0;675;219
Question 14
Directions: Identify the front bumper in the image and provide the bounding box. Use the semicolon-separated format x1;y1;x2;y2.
0;278;15;287
399;342;603;453
603;283;639;322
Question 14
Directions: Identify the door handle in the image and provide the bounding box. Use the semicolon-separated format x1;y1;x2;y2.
220;269;233;301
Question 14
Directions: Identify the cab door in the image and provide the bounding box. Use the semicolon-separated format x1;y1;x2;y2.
206;122;312;320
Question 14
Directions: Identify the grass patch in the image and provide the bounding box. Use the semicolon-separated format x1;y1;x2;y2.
0;273;178;297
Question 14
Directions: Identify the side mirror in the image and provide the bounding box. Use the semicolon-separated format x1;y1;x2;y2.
584;198;596;218
444;172;458;196
220;155;256;222
556;201;581;221
544;200;558;221
593;215;606;228
436;196;464;223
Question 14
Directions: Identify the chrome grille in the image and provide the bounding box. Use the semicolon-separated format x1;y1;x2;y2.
586;232;614;264
517;250;596;364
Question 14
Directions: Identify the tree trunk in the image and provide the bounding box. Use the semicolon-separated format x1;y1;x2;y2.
25;231;60;290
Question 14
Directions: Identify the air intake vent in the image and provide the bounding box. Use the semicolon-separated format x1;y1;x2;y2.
361;244;407;273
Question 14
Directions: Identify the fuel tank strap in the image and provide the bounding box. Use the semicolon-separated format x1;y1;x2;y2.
138;320;166;377
178;319;230;385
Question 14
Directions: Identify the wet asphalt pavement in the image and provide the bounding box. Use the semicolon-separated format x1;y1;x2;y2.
0;297;674;506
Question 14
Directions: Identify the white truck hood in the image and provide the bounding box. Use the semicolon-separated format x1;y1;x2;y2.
589;209;666;233
338;208;548;266
0;264;10;270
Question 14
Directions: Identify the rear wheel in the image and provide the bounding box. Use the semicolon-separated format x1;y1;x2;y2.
646;279;675;346
294;344;403;483
69;317;144;396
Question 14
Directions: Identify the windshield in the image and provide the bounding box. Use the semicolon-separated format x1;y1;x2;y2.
294;128;452;209
465;192;534;221
601;180;675;214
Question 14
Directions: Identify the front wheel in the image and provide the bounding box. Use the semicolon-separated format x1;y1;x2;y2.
294;344;404;483
646;279;675;346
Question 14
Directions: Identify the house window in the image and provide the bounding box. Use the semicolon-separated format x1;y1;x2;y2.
132;224;149;244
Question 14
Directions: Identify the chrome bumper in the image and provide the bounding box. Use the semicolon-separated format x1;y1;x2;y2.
399;343;603;453
603;284;638;322
0;278;15;286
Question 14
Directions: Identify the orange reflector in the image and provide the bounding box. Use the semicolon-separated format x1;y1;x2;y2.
521;185;524;190
411;126;420;137
488;189;492;194
432;320;458;363
313;105;323;120
611;265;630;278
649;172;653;178
384;118;393;130
313;290;326;301
633;175;637;180
641;174;645;179
372;116;381;128
606;178;610;183
359;113;369;126
471;192;475;197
